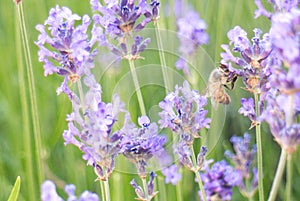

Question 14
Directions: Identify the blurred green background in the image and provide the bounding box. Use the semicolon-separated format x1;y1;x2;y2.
1;0;300;200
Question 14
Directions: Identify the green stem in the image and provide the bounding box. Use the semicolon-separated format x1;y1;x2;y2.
128;59;146;116
100;180;106;201
15;5;35;200
175;169;183;201
17;2;44;184
104;169;111;201
267;150;287;201
286;154;292;201
142;177;150;201
157;176;167;201
254;93;264;201
190;145;207;201
154;21;170;94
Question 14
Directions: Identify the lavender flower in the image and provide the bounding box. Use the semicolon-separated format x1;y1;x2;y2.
254;0;299;19
225;133;258;198
91;0;158;38
175;8;209;75
120;115;166;178
159;81;211;145
200;160;242;201
35;5;98;84
220;26;273;94
269;8;300;93
63;74;126;179
261;93;300;153
162;164;182;185
41;180;99;201
91;0;155;60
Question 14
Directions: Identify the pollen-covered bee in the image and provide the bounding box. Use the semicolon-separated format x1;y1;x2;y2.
205;64;238;108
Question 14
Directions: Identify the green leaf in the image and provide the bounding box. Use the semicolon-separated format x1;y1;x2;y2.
7;176;21;201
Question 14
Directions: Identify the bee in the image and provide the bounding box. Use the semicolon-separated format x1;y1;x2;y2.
205;64;238;108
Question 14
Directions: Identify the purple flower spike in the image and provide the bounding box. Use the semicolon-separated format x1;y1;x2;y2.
162;164;182;185
175;8;209;75
91;0;157;38
269;8;300;92
159;81;211;145
200;160;242;201
225;133;258;197
261;93;300;153
63;74;126;179
35;5;98;86
121;114;166;178
221;26;274;94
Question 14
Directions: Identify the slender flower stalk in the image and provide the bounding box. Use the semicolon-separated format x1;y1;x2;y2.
267;150;287;201
103;169;111;201
17;2;44;185
99;181;105;201
128;59;146;116
254;93;264;201
154;21;171;94
286;154;292;201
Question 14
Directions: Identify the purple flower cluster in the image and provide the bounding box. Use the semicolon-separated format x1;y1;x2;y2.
221;26;274;94
254;0;299;19
159;81;211;145
225;133;258;198
175;8;209;75
200;160;242;201
91;0;159;38
35;6;99;85
41;180;99;201
90;0;159;60
63;74;126;180
269;8;300;93
261;93;300;153
120;115;166;178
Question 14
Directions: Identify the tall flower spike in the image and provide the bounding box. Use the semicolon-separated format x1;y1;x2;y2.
91;0;156;38
225;133;258;198
159;81;211;145
220;26;273;94
63;74;126;179
175;8;209;75
120;115;166;178
35;5;98;85
261;93;300;154
200;160;242;201
269;8;300;93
